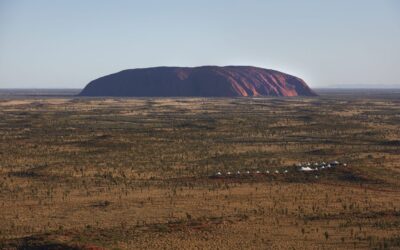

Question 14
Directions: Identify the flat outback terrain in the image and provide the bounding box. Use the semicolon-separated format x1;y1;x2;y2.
0;90;400;249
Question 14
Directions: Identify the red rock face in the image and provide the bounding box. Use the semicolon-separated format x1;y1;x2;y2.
79;66;317;97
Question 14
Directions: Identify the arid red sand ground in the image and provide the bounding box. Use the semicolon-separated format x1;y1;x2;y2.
0;92;399;249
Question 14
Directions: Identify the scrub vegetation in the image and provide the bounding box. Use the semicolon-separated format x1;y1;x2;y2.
0;91;399;249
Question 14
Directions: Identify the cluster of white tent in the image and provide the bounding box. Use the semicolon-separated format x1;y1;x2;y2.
297;161;346;172
212;169;289;178
211;160;347;178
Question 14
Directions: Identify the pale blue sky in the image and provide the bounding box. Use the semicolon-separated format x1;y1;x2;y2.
0;0;399;88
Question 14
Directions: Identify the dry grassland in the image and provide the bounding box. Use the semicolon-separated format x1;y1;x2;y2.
0;94;399;249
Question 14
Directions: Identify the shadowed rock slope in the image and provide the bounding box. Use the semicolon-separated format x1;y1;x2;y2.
79;66;317;97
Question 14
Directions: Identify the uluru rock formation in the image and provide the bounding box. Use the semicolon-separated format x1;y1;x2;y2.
79;66;317;97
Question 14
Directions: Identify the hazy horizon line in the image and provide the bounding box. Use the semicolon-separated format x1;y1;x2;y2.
1;86;400;90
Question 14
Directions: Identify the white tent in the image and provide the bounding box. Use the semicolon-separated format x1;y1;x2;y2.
299;166;314;172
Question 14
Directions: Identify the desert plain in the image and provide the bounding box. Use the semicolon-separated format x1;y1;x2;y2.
0;90;399;249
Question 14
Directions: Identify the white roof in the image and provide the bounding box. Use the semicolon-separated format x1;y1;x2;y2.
299;166;314;172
